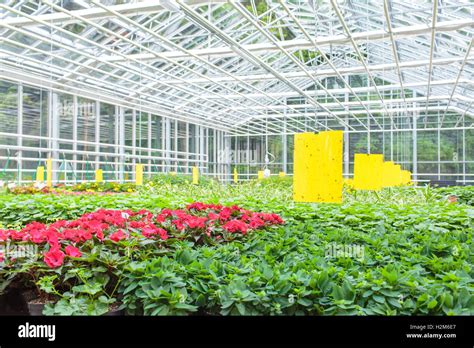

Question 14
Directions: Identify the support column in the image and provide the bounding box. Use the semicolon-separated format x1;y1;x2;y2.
118;106;125;182
174;120;178;172
73;96;78;180
462;123;466;184
194;125;199;169
114;106;119;180
199;126;205;173
17;84;23;183
156;115;161;173
224;133;231;183
437;110;441;180
185;122;190;173
164;118;171;172
344;89;349;178
148;113;152;178
132;110;137;180
95;100;100;171
367;76;371;154
50;92;59;184
282;120;287;174
247;133;250;180
213;129;217;179
412;93;418;182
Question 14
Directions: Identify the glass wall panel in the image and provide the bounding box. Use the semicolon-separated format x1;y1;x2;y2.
136;112;148;158
57;93;74;182
22;86;48;179
0;81;18;180
100;103;116;181
417;131;437;181
75;97;96;180
150;114;162;174
123;109;134;181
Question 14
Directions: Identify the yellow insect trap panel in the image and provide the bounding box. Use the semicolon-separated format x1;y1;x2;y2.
293;131;343;203
354;154;383;191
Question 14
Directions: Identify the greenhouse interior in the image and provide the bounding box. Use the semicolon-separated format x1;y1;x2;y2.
0;0;473;325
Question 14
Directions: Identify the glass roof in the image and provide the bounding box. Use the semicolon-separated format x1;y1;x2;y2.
1;0;473;135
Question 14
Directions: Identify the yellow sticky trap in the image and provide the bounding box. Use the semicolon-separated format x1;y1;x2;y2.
293;132;317;202
293;131;343;203
401;170;412;185
370;154;384;190
393;164;402;186
382;161;402;187
279;172;286;177
401;170;411;185
382;162;393;187
257;171;264;180
319;131;343;203
95;169;103;183
192;166;199;185
46;158;53;187
233;168;238;183
36;166;45;183
170;171;176;176
354;154;383;190
135;164;143;186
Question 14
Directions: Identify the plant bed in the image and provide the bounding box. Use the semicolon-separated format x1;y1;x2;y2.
0;203;283;316
5;182;137;196
1;182;473;316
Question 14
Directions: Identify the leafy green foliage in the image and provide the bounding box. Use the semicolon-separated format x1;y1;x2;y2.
1;181;473;315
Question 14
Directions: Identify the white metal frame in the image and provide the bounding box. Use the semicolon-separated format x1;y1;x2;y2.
1;0;473;183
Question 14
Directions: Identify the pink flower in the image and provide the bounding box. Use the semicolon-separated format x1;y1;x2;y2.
249;216;265;229
186;202;207;211
65;245;82;258
172;220;185;231
44;247;65;268
50;220;68;229
78;229;93;242
185;216;207;229
142;225;168;240
258;213;284;225
63;229;81;243
0;230;10;242
95;230;104;241
156;214;167;223
9;230;24;241
109;230;126;242
208;212;219;221
222;220;248;234
130;221;145;229
159;230;169;240
45;228;60;247
219;208;232;221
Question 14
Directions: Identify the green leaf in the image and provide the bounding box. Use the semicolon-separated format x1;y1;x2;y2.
373;295;385;304
427;299;438;309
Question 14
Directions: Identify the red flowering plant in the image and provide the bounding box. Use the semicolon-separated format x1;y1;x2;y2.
0;209;168;313
183;202;284;244
0;204;284;314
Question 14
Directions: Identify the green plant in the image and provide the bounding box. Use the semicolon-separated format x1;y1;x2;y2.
1;180;473;315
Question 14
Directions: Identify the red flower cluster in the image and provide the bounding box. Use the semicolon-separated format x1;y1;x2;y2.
185;202;284;235
0;203;284;269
